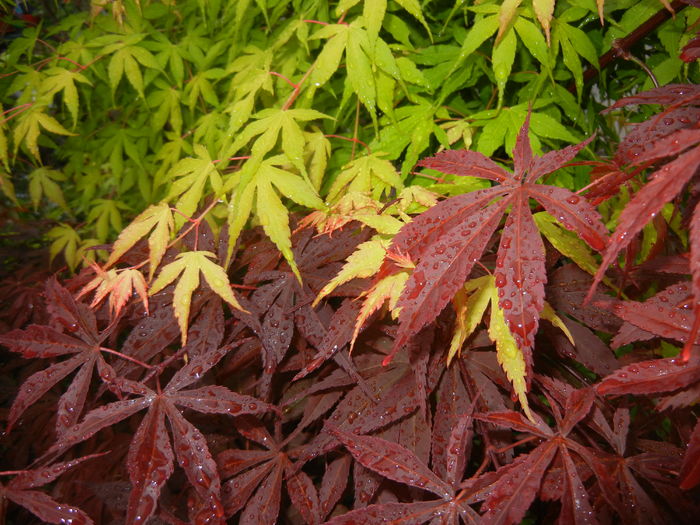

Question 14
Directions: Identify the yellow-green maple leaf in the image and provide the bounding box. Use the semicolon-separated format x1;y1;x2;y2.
149;251;244;346
106;202;174;279
13;108;76;161
327;152;403;203
447;276;492;365
227;155;326;278
165;144;223;227
28;167;69;212
532;0;555;44
533;211;599;276
314;237;390;306
40;67;92;125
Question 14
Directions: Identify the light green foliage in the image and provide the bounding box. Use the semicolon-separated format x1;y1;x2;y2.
0;0;695;277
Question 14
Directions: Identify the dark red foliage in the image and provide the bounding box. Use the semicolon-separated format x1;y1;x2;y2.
2;87;700;525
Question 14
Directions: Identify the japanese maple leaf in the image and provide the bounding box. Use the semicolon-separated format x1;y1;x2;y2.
0;453;103;525
0;279;121;434
324;425;481;524
381;114;605;373
217;415;324;524
585;84;700;360
466;384;600;525
45;343;276;525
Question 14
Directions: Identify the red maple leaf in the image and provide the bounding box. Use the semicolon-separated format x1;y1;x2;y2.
381;114;605;370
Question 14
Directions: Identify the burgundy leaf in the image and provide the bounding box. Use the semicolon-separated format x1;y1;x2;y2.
444;412;473;487
125;400;174;525
285;460;321;525
217;449;276;478
221;461;275;517
560;387;595;436
10;453;106;489
513;111;533;180
181;297;224;359
432;365;470;482
602;84;700;112
628;123;700;166
165;403;224;522
475;411;551;437
480;440;558;525
56;353;95;433
7;353;84;432
0;325;92;358
529;185;608;252
165;342;236;392
6;489;94;525
324;500;447;524
495;189;545;352
45;278;99;344
319;454;352;519
526;135;595;183
328;426;452;499
172;385;275;416
557;447;596;525
419;150;512;184
590;145;700;300
596;358;700;396
239;462;284;525
679;418;700;490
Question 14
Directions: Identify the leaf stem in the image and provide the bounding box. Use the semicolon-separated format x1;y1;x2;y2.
99;347;153;369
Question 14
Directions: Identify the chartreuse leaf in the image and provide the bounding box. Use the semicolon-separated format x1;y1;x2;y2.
448;15;499;78
541;302;574;345
394;0;432;40
533;211;599;276
46;223;82;271
336;0;360;16
28;167;68;212
0;170;17;205
363;0;386;48
487;276;534;422
305;130;331;191
108;44;160;98
106;202;174;280
86;199;129;242
327;152;403;203
447;275;492;365
0;111;9;170
308;24;349;88
225;108;330;175
492;27;517;107
13;108;76;161
149;251;244;345
227;155;326;278
314;237;390;306
532;0;555;43
40;67;92;125
346;22;378;128
165;144;222;227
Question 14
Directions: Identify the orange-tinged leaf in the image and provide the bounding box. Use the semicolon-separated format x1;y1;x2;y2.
532;0;555;44
497;0;522;45
78;264;149;317
106;202;174;279
149;251;245;345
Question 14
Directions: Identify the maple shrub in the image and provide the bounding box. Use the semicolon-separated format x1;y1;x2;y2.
1;0;700;524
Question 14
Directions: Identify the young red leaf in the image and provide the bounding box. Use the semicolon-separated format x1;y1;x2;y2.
284;460;321;525
319;454;352;520
221;462;275;517
558;446;597;525
238;462;284;525
324;500;456;524
328;426;452;499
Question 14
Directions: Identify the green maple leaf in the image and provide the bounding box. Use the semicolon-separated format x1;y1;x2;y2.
226;155;326;279
13;107;76;161
149;251;245;345
106;202;174;280
326;152;403;203
40;67;92;125
28;167;69;212
165;144;223;227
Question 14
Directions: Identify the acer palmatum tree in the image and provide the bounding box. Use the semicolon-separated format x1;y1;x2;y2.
2;28;700;525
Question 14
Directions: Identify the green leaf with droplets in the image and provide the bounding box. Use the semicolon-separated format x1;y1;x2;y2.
308;24;348;88
106;202;174;280
534;211;599;276
346;23;377;127
448;15;499;77
394;0;432;40
363;0;386;48
149;251;244;345
497;0;522;44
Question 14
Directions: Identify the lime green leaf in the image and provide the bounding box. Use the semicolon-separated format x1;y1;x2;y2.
165;144;222;227
28;167;68;211
336;0;360;16
492;26;517;107
305;130;331;190
46;223;82;271
561;23;598;70
363;0;386;47
227;155;326;276
315;237;389;306
541;301;575;345
447;275;492;365
13;109;76;161
149;251;244;345
488;276;534;422
346;23;377;125
534;211;598;276
308;25;349;88
514;17;550;69
394;0;432;40
40;67;92;125
0;170;18;205
497;0;522;44
532;0;555;43
86;199;129;242
106;202;174;280
327;153;403;203
449;15;499;77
